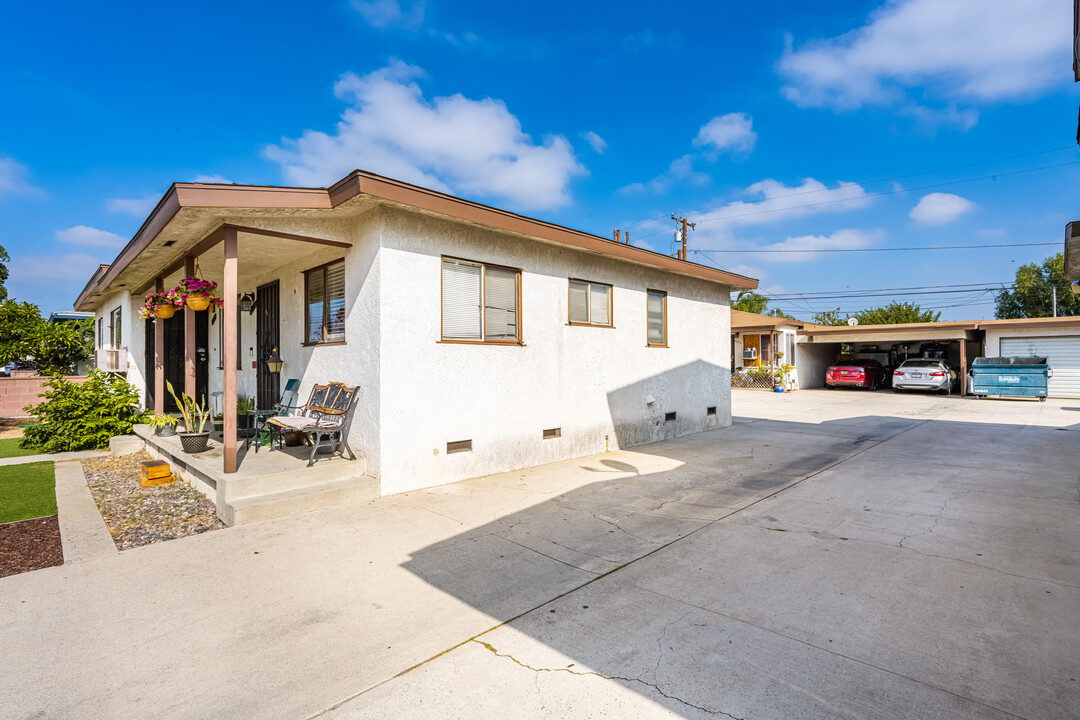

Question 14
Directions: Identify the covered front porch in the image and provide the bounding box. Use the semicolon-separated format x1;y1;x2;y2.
138;223;353;475
134;421;377;525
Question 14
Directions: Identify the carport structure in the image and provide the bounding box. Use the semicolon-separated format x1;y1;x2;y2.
798;320;982;395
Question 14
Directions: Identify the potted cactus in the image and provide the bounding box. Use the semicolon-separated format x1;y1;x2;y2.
166;381;212;453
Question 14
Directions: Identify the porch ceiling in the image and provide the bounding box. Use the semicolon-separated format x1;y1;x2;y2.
78;197;375;310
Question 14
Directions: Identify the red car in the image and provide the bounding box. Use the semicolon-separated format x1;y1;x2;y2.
826;359;888;390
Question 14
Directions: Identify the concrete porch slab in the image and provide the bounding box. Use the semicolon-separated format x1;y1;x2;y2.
133;425;376;525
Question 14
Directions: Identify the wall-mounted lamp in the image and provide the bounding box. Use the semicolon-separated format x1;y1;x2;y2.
239;293;256;313
265;347;284;374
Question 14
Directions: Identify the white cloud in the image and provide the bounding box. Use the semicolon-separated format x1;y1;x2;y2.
619;154;710;195
909;192;975;225
581;131;607;154
264;61;587;211
191;174;233;184
55;225;126;248
0;156;42;198
9;252;104;287
351;0;425;29
697;178;872;236
778;0;1067;120
755;228;882;262
105;194;158;217
694;113;756;155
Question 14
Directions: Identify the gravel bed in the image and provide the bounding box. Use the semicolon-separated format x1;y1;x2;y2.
82;452;223;550
0;516;63;577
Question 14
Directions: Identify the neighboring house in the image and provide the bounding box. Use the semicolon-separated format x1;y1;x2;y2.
730;310;825;390
74;170;758;495
48;310;95;375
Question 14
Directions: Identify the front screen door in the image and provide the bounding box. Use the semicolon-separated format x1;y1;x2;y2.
256;281;281;411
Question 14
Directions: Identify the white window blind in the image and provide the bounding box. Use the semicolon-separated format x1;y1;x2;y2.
590;284;611;326
484;266;518;341
442;259;483;340
568;281;589;323
647;291;666;345
306;268;325;343
326;261;346;341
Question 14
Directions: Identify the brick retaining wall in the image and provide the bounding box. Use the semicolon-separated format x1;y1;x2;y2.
0;374;89;419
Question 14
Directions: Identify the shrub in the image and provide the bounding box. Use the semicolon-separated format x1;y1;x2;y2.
21;369;145;453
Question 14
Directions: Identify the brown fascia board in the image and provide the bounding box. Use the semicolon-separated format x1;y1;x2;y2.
804;320;981;335
978;316;1080;330
329;170;758;289
76;172;758;310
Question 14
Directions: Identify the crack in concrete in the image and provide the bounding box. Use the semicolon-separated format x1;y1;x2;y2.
473;639;744;719
732;519;1080;590
619;582;1031;720
898;489;967;549
496;535;603;576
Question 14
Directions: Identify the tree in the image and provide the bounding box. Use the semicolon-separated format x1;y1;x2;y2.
0;300;93;375
995;253;1078;319
812;302;939;326
732;290;769;314
812;308;848;326
856;302;940;325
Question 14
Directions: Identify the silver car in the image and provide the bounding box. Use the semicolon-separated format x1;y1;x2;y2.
892;359;958;394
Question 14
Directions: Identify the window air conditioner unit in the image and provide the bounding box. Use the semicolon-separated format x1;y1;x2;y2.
742;347;758;360
96;348;128;372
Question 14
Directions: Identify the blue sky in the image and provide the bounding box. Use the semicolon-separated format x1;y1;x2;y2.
1;0;1077;319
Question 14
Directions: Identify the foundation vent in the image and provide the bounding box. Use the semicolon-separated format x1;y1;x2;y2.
446;439;472;454
664;412;677;422
543;427;561;439
707;406;717;416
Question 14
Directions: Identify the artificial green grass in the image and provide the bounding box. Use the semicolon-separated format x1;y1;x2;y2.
0;461;56;523
0;438;41;460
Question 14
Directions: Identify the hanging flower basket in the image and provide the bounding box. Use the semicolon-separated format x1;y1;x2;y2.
173;276;224;312
138;290;184;320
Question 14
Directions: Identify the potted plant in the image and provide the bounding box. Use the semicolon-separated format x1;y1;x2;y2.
146;413;180;437
138;290;183;320
237;395;256;438
166;380;212;452
174;277;224;312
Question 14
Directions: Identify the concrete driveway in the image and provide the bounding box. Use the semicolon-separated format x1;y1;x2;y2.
2;390;1078;719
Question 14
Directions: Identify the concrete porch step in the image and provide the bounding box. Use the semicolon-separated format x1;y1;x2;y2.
223;475;381;526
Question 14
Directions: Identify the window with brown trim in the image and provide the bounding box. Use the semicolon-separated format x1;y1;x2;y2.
97;318;103;349
109;307;122;350
646;290;667;347
304;259;346;345
441;257;521;343
568;279;612;327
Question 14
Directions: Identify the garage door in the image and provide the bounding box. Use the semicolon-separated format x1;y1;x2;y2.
1000;336;1080;398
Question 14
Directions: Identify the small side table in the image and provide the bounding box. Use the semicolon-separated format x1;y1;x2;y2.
248;410;279;452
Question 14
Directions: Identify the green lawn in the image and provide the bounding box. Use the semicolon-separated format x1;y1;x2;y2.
0;461;56;523
0;438;41;460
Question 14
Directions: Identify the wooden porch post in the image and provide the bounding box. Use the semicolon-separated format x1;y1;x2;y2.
223;228;238;474
184;256;197;399
960;339;968;396
154;276;165;414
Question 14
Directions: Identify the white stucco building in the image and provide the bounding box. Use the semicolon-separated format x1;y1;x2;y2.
76;170;758;501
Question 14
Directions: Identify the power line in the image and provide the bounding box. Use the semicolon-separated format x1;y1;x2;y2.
763;280;1018;297
696;242;1058;254
629;158;1080;242
620;145;1078;232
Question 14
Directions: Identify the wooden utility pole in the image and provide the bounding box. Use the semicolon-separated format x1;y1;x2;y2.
671;214;696;260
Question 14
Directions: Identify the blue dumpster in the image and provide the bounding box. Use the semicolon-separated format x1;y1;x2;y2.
968;356;1051;400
